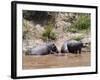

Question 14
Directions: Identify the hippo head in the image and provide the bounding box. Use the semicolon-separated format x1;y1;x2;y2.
83;42;89;48
48;43;59;54
52;44;59;53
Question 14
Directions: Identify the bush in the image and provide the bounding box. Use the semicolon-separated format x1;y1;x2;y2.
67;14;90;33
67;28;78;33
42;24;57;41
71;35;84;41
73;14;90;30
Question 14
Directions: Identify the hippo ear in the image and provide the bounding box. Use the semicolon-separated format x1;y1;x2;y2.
52;43;55;46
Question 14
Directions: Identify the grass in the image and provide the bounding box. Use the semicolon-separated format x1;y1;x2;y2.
42;23;57;41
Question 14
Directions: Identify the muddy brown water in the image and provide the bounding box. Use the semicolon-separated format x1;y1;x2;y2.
22;52;90;69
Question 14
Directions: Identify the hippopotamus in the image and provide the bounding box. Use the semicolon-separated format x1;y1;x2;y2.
25;43;59;55
61;40;83;54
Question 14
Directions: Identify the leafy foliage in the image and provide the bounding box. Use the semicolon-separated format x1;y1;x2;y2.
67;14;90;33
42;23;57;41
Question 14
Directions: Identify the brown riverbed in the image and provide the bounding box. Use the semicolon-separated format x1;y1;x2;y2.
22;52;90;69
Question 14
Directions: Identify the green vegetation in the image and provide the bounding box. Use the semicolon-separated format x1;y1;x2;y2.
42;23;57;41
23;11;90;43
71;35;84;41
67;14;90;33
67;28;78;33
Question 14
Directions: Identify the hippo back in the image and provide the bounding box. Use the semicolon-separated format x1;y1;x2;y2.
26;43;58;55
61;40;83;53
67;40;83;53
67;40;83;48
27;45;49;55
